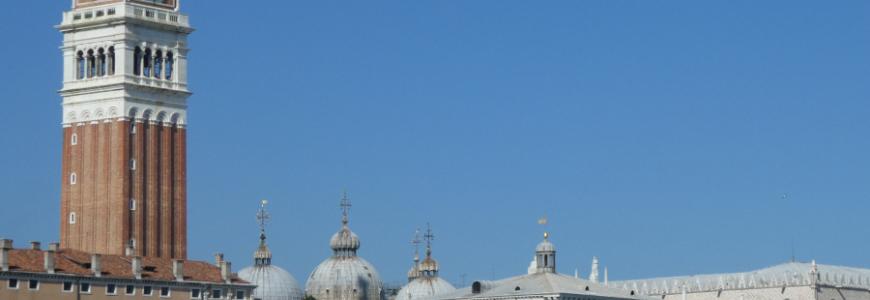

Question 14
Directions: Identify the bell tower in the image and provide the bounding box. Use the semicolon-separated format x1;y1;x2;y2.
58;0;192;259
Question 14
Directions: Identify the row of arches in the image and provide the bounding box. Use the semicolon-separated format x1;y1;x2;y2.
76;47;115;79
134;47;174;80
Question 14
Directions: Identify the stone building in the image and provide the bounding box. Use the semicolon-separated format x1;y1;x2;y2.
0;239;254;300
435;232;648;300
59;0;192;259
612;261;870;300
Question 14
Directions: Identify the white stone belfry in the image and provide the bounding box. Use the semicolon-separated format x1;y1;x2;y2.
60;0;192;126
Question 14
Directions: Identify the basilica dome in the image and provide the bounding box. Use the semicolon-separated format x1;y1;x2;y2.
238;202;304;300
396;277;455;300
238;263;304;300
305;196;384;300
396;225;456;300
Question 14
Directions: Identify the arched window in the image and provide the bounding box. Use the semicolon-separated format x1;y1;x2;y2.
153;50;163;79
70;172;77;185
165;52;174;80
87;50;96;78
69;212;77;224
76;51;85;80
134;47;142;76
108;47;115;75
71;133;78;145
143;49;152;77
98;48;106;77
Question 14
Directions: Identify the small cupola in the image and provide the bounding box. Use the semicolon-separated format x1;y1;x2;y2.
535;232;556;274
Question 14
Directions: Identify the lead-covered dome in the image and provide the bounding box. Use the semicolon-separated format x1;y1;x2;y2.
239;264;304;300
239;201;304;300
305;194;384;300
396;225;455;300
396;277;455;300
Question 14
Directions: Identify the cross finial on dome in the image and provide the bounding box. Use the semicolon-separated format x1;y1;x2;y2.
257;199;270;236
412;228;422;262
254;199;273;266
340;191;352;225
424;223;435;258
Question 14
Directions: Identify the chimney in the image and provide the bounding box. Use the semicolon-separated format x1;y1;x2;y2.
172;260;184;282
91;254;102;277
48;243;60;252
220;261;232;284
44;246;56;274
125;243;135;256
132;256;143;280
214;253;224;266
30;241;41;250
0;239;12;272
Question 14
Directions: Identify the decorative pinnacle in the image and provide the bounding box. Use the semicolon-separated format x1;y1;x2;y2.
424;223;435;258
340;191;352;225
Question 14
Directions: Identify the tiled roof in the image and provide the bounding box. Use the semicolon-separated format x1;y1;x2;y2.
4;248;248;285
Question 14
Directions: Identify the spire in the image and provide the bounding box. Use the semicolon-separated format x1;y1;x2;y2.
254;200;272;266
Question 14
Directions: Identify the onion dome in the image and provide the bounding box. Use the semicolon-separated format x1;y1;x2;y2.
306;193;385;300
330;224;361;256
238;200;304;300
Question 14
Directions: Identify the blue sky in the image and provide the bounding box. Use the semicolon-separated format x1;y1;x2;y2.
1;0;870;287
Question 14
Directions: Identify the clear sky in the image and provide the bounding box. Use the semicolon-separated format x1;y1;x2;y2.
1;0;869;287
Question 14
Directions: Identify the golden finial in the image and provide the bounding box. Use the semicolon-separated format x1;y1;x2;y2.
544;232;550;240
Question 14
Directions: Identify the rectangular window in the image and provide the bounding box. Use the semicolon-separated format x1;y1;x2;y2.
28;280;39;290
144;286;153;296
235;290;245;299
130;159;137;170
81;282;91;294
126;285;136;295
130;198;137;211
211;289;222;299
7;278;19;289
191;289;201;299
107;284;117;295
63;281;74;292
161;287;171;298
107;8;116;15
96;10;104;17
